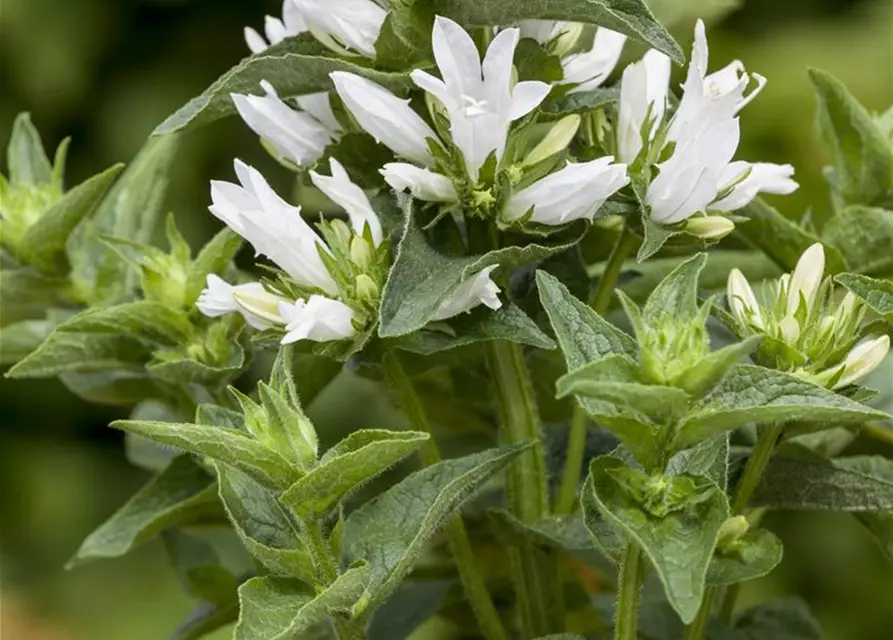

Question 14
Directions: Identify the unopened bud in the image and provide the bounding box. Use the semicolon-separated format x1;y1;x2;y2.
522;115;581;167
471;189;496;209
349;235;374;270
551;23;585;57
727;268;763;329
786;243;825;317
779;315;801;345
833;335;890;389
355;274;380;303
834;291;858;325
329;218;353;251
232;288;287;326
685;216;735;241
815;316;837;347
716;515;750;551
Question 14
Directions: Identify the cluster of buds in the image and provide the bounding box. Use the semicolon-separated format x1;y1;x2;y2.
727;243;890;389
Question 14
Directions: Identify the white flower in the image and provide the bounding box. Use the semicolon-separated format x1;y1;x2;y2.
786;243;825;317
296;93;342;132
833;335;891;389
504;157;629;224
711;162;799;212
616;49;671;164
310;158;383;246
331;71;438;167
197;275;285;329
518;21;583;57
561;28;627;94
381;163;458;203
232;81;337;167
411;17;551;180
296;0;386;58
210;160;337;294
432;265;503;321
726;268;764;330
279;296;357;343
244;0;306;53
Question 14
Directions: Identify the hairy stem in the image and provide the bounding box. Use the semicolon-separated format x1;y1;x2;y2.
381;351;509;640
304;520;363;640
555;226;636;515
684;423;785;638
615;544;644;640
486;340;556;635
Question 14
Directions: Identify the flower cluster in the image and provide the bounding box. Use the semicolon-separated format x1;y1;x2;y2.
727;243;890;388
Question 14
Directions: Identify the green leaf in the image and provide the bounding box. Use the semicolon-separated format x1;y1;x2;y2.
432;0;684;64
823;206;893;275
390;303;556;354
581;472;625;562
17;163;124;274
215;464;315;580
147;343;246;388
69;456;219;567
809;69;893;208
271;346;343;407
642;253;706;323
514;38;563;83
736;199;847;275
835;273;893;320
162;529;239;606
588;455;729;623
706;528;783;587
557;355;691;425
0;269;67;314
379;202;581;337
7;112;53;185
752;455;893;512
674;336;762;399
281;429;429;519
6;330;150;379
343;444;530;616
0;319;51;365
675;366;888;449
833;456;893;560
171;601;239;640
111;420;299;490
56;301;193;346
59;370;156;406
543;88;618;118
725;598;821;640
188;228;245;304
236;566;370;640
367;580;452;640
70;136;180;303
374;0;435;70
154;47;412;136
536;270;638;371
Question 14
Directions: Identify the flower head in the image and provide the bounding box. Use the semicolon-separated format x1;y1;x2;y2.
279;296;358;343
244;0;306;53
432;266;503;321
296;0;386;58
411;17;551;179
381;163;459;203
197;275;286;330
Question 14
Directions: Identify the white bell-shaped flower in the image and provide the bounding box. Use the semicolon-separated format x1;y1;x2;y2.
279;296;357;343
295;0;386;59
504;157;629;224
331;71;438;167
432;265;503;321
616;49;671;164
210;160;337;294
197;275;286;330
232;81;338;167
244;0;306;53
381;163;459;203
411;17;551;180
560;28;627;94
712;162;799;212
310;158;383;246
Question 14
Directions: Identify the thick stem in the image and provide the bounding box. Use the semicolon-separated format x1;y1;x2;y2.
684;423;785;638
615;544;643;640
555;226;637;514
381;351;509;640
486;340;555;635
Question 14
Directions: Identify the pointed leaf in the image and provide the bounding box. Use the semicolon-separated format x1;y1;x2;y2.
588;455;729;623
706;528;783;587
6;330;150;379
823;206;893;275
726;598;822;639
281;429;429;519
188;228;245;304
676;366;888;448
666;434;730;492
0;319;51;365
7;112;53;185
56;301;193;345
147;343;246;388
171;600;239;640
835;273;893;320
70;456;219;567
343;444;530;615
111;420;299;490
18;163;124;274
642;253;706;324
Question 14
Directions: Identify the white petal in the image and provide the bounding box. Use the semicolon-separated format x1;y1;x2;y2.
432;16;483;98
244;27;268;54
483;27;520;114
331;72;437;166
562;28;627;93
197;275;278;330
265;16;288;45
787;243;825;316
296;92;342;132
279;295;357;343
432;265;502;321
509;81;552;120
310;158;383;246
282;0;307;33
712;163;798;212
298;0;386;58
411;69;458;112
726;268;763;328
381;163;458;202
835;335;891;388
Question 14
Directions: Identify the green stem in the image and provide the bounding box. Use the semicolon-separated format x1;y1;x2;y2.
555;226;637;515
486;340;556;636
304;520;363;640
615;544;643;640
381;351;509;640
684;423;785;638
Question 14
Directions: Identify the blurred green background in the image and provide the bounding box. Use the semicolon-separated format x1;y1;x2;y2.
1;1;892;638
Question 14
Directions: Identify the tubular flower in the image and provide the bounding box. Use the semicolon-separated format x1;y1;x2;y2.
279;296;358;343
232;81;339;167
381;163;459;203
431;266;503;321
197;275;286;330
295;0;386;58
411;17;551;179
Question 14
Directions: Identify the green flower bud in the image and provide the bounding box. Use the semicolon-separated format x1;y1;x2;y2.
685;216;736;240
232;287;288;326
329;218;353;252
716;515;750;552
355;274;380;303
349;235;374;271
522;115;581;167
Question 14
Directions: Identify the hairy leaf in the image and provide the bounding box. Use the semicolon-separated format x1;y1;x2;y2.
281;430;429;519
56;301;193;346
0;319;51;366
823;206;893;275
836;273;893;320
343;444;529;615
543;88;618;118
642;253;707;324
6;331;150;379
706;528;783;586
7;112;54;185
726;598;822;639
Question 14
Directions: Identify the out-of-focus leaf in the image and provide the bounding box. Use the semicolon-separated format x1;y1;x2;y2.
6;330;149;379
823;206;893;275
836;273;893;320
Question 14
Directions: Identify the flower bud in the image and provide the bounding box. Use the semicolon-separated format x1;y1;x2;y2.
786;243;825;317
551;22;585;57
355;274;380;303
727;268;763;330
685;216;735;240
833;335;890;389
716;515;750;552
779;316;801;344
833;291;858;325
814;316;837;348
522;115;581;167
349;235;374;271
232;287;288;327
328;218;353;251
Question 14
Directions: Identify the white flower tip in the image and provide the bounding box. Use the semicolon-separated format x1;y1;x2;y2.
685;216;735;240
835;335;891;388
